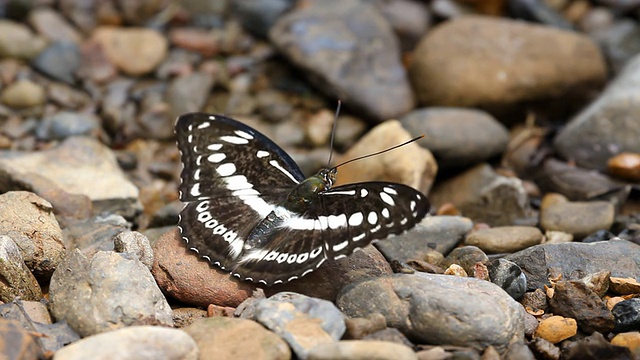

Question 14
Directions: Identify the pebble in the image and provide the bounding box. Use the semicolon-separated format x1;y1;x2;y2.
0;20;47;60
534;316;577;343
269;0;414;121
169;27;220;57
563;332;632;359
91;27;168;76
0;235;42;302
28;6;83;44
334;120;437;195
239;292;345;359
465;226;543;254
49;249;174;337
0;319;42;360
167;71;215;123
151;228;255;307
548;279;615;334
612;298;640;333
52;326;198;360
172;307;207;328
528;337;561;360
232;0;296;37
554;52;640;171
400;107;509;169
610;332;640;354
343;313;387;339
507;238;640;291
183;317;289;360
337;274;524;353
62;214;129;257
442;245;489;277
307;340;418;360
539;193;615;238
429;164;529;226
608;152;640;181
0;191;65;280
35;111;101;140
113;230;154;269
31;41;80;84
488;258;527;300
544;230;574;244
0;79;46;108
609;277;640;295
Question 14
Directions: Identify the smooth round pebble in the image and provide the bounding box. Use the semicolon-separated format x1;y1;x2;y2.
534;316;577;344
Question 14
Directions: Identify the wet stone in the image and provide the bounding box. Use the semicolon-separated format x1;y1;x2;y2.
49;249;174;337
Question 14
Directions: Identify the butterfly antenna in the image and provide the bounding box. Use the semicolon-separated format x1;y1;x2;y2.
331;134;425;170
326;100;341;168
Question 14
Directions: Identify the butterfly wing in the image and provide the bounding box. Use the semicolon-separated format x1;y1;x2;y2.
229;182;430;285
176;112;306;270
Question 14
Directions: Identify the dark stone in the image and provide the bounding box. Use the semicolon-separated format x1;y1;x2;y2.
488;258;526;300
442;246;489;277
31;41;80;84
0;318;42;360
581;230;616;243
363;328;415;349
232;0;295;38
562;332;631;360
612;298;640;333
528;337;561;360
547;280;615;334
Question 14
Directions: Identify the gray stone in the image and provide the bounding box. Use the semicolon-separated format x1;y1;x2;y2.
554;52;640;171
488;258;527;300
35;111;100;140
0;235;42;302
465;226;543;254
53;326;198;360
539;194;615;239
506;238;640;291
307;340;417;360
269;0;414;121
62;214;130;258
239;292;345;358
31;41;80;84
400;107;509;169
49;249;173;337
442;246;489;277
337;274;525;352
113;231;153;270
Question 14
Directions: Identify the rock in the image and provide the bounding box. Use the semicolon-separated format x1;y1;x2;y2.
0;137;140;215
239;292;345;358
608;152;640;182
168;27;220;57
91;27;168;76
592;18;640;75
0;20;47;60
334;120;437;195
232;0;295;37
612;298;640;333
0;79;46;109
151;228;255;307
375;216;473;263
53;326;198;360
0;300;52;324
488;258;527;300
31;41;80;84
520;288;547;313
62;214;129;258
59;0;98;33
362;327;414;348
609;277;640;295
429;164;529;226
77;35;118;83
544;230;573;244
375;0;430;51
167;72;215;123
49;249;173;337
47;82;92;110
0;236;42;302
539;193;615;239
554;52;640;171
264;244;393;302
28;6;83;44
410;16;605;111
255;89;294;123
0;319;42;360
343;313;387;339
183;317;289;360
506;239;640;291
113;231;154;270
563;332;631;360
400;107;509;169
337;274;524;352
35;111;101;140
528;337;561;360
504;342;536;360
548;279;615;334
534;316;577;344
269;0;414;121
0;191;65;280
582;270;611;297
442;246;489;277
307;340;417;360
610;332;640;354
465;226;543;254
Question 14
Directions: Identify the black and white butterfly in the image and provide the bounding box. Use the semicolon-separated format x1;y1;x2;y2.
176;112;430;286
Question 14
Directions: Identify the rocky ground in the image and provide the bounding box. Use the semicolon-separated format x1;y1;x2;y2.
0;0;639;359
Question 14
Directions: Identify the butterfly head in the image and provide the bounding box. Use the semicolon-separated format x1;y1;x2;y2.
318;167;337;189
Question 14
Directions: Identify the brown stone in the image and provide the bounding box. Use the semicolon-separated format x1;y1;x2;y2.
534;316;577;344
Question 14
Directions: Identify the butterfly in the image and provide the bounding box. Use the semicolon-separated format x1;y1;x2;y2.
176;112;430;285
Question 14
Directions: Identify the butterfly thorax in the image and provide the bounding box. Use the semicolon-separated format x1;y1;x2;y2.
284;168;336;214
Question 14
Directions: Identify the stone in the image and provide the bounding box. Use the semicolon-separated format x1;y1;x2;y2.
0;79;46;109
534;316;577;344
442;246;489;277
151;228;255;307
28;6;83;44
343;313;387;339
375;216;473;264
49;249;173;337
488;258;527;300
91;27;168;76
555;52;640;171
269;0;414;121
167;72;215;123
410;16;605;111
0;191;65;280
337;274;524;352
528;337;561;360
53;326;198;360
113;231;154;270
334;120;437;195
563;332;631;360
506;239;640;291
548;280;615;334
0;20;47;60
35;111;101;140
429;164;529;226
539;193;615;239
465;226;543;254
0;137;140;215
608;152;640;182
232;0;295;37
400;107;509;169
0;236;42;302
609;277;640;295
612;298;640;333
31;41;80;84
184;317;290;360
610;332;640;354
307;340;417;360
239;292;345;358
0;319;42;360
62;214;129;258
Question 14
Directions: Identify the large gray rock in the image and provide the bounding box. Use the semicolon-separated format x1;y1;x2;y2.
337;274;525;352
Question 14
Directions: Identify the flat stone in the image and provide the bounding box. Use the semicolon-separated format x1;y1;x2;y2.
307;340;417;360
539;193;615;238
465;226;543;254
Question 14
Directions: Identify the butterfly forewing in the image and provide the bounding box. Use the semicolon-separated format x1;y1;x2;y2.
176;112;431;285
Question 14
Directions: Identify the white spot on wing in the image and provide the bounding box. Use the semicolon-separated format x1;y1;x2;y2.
348;212;363;226
225;175;252;190
208;153;226;163
257;150;269;158
221;135;249;144
360;189;368;197
380;192;395;206
410;201;416;211
269;160;299;184
381;208;390;218
207;143;223;151
190;183;201;196
324;190;356;196
197;122;211;129
193;169;201;180
333;240;348;252
353;233;366;241
216;163;236;176
383;186;398;195
368;212;378;224
327;214;347;229
287;217;316;230
234;130;254;139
